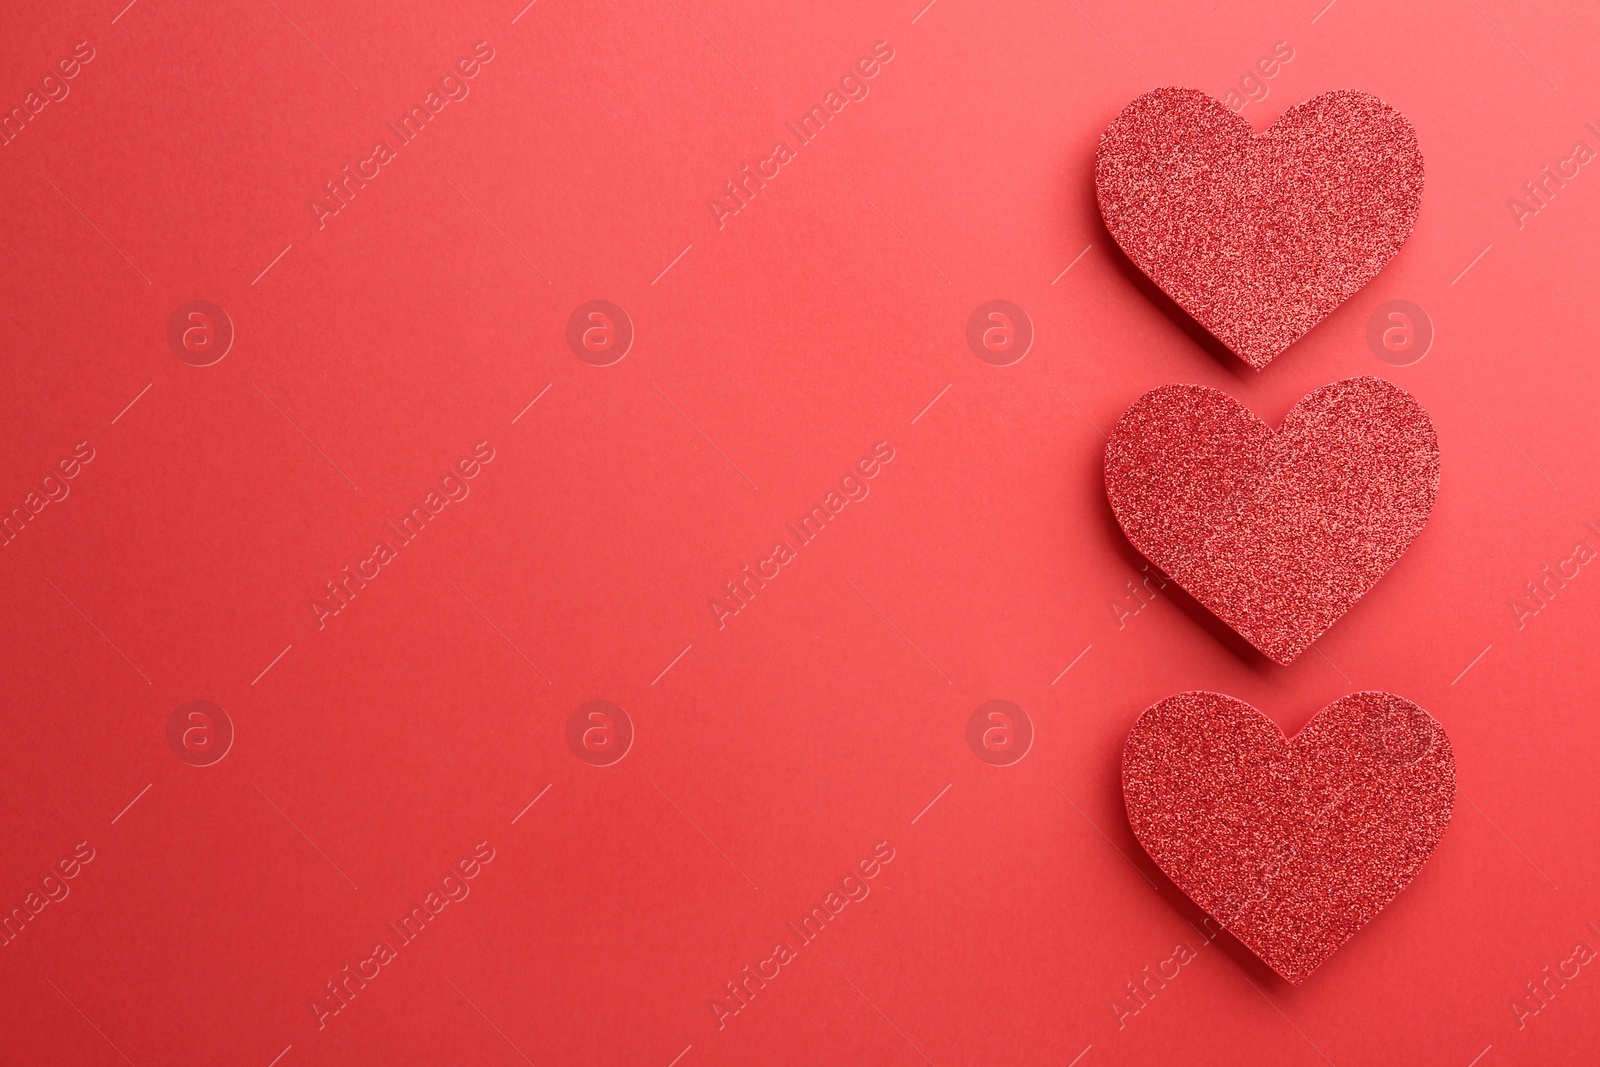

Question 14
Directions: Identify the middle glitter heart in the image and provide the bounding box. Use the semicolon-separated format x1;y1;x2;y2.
1103;376;1439;664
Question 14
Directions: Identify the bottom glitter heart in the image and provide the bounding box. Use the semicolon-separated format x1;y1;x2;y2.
1121;691;1455;983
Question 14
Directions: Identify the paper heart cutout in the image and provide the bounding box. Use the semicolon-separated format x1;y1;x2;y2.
1104;376;1438;665
1096;87;1424;369
1122;690;1455;983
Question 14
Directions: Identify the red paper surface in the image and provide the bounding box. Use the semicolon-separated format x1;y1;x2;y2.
2;1;1598;1065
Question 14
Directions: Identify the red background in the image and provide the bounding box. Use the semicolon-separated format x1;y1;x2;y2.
2;0;1598;1064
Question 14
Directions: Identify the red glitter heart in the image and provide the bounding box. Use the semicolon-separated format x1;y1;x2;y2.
1104;376;1438;665
1122;690;1455;984
1096;88;1424;369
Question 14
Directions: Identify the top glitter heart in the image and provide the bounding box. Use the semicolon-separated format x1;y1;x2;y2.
1096;88;1424;370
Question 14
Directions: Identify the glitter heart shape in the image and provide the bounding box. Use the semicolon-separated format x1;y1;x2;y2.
1104;376;1438;664
1096;88;1424;369
1122;690;1455;983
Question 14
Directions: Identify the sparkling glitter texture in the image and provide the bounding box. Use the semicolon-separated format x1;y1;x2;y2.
1122;691;1455;984
1096;88;1424;369
1104;376;1438;665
